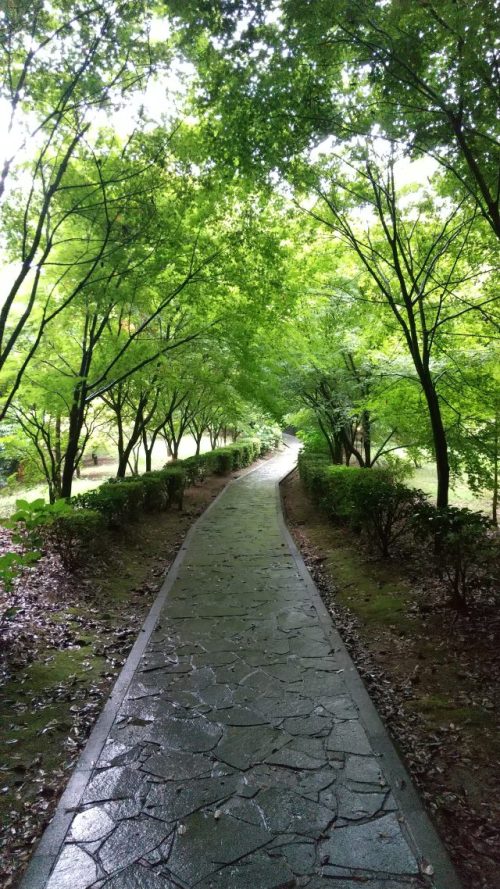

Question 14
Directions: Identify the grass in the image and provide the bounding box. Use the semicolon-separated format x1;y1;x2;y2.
409;462;492;516
0;433;213;517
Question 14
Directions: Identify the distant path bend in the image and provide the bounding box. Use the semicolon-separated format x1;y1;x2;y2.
22;437;461;889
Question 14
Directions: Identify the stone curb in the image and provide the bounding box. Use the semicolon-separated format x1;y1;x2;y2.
276;459;463;889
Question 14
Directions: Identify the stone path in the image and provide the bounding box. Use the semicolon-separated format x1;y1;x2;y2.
22;442;460;889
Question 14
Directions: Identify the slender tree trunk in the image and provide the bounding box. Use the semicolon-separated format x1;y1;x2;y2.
143;434;153;473
362;410;371;467
492;411;499;525
61;401;84;498
54;415;62;497
420;374;450;508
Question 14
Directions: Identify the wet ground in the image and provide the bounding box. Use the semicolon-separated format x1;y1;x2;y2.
21;442;459;889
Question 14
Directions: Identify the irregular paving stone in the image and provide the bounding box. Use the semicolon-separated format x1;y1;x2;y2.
30;447;442;889
103;798;142;820
100;862;176;888
98;816;169;873
254;692;315;719
306;882;422;889
280;841;317;875
46;846;98;889
196;851;296;888
283;715;333;736
344;755;386;786
82;766;145;804
319;813;420;875
327;720;372;755
334;786;389;821
67;807;115;843
142;749;213;780
220;796;265;826
197;684;234;709
146;716;223;751
167;812;271;884
145;775;239;821
265;746;325;770
256;787;333;836
319;695;359;720
216;725;289;770
209;705;269;726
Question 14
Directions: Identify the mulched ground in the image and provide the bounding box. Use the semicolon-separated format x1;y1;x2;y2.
282;469;500;889
0;470;244;888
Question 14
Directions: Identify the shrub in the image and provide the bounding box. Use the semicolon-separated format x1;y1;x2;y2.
163;466;186;510
41;509;104;570
349;476;425;556
74;480;144;528
138;474;169;511
213;448;234;475
412;503;496;607
182;456;204;485
298;449;424;556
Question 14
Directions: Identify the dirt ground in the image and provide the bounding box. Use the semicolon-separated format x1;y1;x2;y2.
282;469;500;889
0;469;244;888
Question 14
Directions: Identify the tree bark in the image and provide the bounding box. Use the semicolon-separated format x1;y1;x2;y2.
61;398;84;498
420;374;450;508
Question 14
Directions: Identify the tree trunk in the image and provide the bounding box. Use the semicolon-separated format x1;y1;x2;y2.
420;374;450;508
144;443;153;473
362;410;371;467
61;401;84;498
492;410;499;525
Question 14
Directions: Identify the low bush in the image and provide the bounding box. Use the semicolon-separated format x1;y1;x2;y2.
210;438;266;474
0;433;272;586
298;448;424;556
298;445;498;607
74;480;144;528
213;447;234;474
163;466;186;509
141;474;169;511
182;456;204;485
41;509;105;570
412;503;496;607
142;466;186;510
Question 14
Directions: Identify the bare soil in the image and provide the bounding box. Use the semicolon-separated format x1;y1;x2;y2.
282;469;500;889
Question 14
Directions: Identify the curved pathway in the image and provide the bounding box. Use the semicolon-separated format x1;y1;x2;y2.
22;441;460;889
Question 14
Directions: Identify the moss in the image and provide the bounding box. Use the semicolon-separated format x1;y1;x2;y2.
408;694;493;729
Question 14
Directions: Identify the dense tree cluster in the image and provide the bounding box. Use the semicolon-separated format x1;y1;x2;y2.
0;0;498;519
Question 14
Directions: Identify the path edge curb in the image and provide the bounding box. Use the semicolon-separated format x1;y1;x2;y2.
276;458;463;889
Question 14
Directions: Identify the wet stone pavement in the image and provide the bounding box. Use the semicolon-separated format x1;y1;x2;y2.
30;445;446;889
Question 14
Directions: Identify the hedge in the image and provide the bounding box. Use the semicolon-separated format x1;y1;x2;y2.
298;445;497;604
73;480;144;528
1;434;281;586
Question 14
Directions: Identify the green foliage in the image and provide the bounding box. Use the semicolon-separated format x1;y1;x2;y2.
211;437;266;474
40;510;104;571
144;467;187;511
1;497;79;588
298;448;425;556
213;448;236;474
181;455;213;485
74;481;144;528
412;504;497;607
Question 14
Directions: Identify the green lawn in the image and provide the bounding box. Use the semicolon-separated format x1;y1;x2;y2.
0;434;212;517
409;462;492;516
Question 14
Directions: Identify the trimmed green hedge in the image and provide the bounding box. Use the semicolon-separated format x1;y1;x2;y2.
41;509;105;570
74;480;144;528
298;452;424;556
0;434;280;586
297;445;497;604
